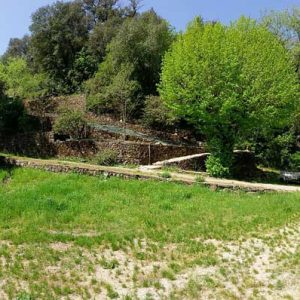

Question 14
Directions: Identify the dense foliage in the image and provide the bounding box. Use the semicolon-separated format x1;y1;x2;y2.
1;1;300;175
0;58;47;99
86;10;174;118
1;0;141;94
262;7;300;80
142;95;177;128
53;110;89;139
1;35;31;62
29;1;91;93
159;17;300;176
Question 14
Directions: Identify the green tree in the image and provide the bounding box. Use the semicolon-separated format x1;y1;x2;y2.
30;1;90;93
68;48;98;91
0;62;29;134
83;0;141;63
2;35;31;62
262;7;300;78
86;63;140;120
87;15;123;62
0;63;5;95
1;58;48;99
82;0;119;24
86;9;174;116
159;17;299;177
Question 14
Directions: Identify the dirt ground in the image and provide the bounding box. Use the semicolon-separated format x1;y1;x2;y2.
1;222;299;299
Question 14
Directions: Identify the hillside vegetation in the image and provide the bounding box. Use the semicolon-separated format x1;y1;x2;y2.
1;2;300;177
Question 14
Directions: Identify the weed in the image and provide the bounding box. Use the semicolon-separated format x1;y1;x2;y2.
105;283;119;299
160;171;172;179
161;269;176;280
100;258;119;269
195;174;205;183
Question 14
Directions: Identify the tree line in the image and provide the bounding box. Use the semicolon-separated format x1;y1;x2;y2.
1;1;300;177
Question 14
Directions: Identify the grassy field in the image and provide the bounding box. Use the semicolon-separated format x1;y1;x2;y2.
0;167;300;299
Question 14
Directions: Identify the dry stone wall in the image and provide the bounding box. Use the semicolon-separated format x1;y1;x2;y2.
0;132;203;165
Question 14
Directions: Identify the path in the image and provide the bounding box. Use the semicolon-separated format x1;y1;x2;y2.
1;155;300;192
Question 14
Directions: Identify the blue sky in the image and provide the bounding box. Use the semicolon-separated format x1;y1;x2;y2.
1;0;300;54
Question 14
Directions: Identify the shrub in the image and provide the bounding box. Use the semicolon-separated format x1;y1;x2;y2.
53;110;89;139
255;132;296;169
0;96;25;133
289;152;300;171
142;95;177;128
16;293;34;300
96;149;119;166
195;174;205;183
206;156;230;178
160;171;172;179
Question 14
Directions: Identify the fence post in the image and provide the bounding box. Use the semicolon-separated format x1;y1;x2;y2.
148;144;151;165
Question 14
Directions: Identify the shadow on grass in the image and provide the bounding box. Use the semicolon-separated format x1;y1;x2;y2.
0;156;19;184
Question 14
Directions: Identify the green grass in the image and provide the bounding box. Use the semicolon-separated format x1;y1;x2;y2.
1;167;300;299
0;167;300;246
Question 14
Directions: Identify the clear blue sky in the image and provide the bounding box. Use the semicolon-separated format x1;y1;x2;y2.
1;0;300;54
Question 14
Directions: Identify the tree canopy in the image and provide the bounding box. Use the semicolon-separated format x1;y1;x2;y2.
29;1;90;93
2;35;31;62
0;58;47;99
262;7;300;79
86;9;174;116
1;2;300;175
159;17;300;176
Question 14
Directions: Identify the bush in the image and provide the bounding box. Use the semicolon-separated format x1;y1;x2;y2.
96;149;119;166
160;171;172;179
206;156;230;178
142;95;177;128
195;174;205;184
0;96;25;133
53;110;89;139
255;133;296;169
289;152;300;171
16;293;34;300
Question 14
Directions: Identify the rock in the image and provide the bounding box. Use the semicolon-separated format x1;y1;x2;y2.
280;171;300;183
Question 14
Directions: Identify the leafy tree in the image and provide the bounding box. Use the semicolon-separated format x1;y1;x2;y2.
0;63;5;95
87;15;123;62
86;9;174;116
159;17;300;176
86;63;140;120
0;63;29;134
82;0;120;24
30;1;90;93
82;0;141;24
124;0;142;18
86;0;142;64
1;58;48;99
262;7;300;78
68;48;98;91
2;35;31;62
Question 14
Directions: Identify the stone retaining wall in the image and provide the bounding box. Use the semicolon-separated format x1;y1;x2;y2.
0;132;203;165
